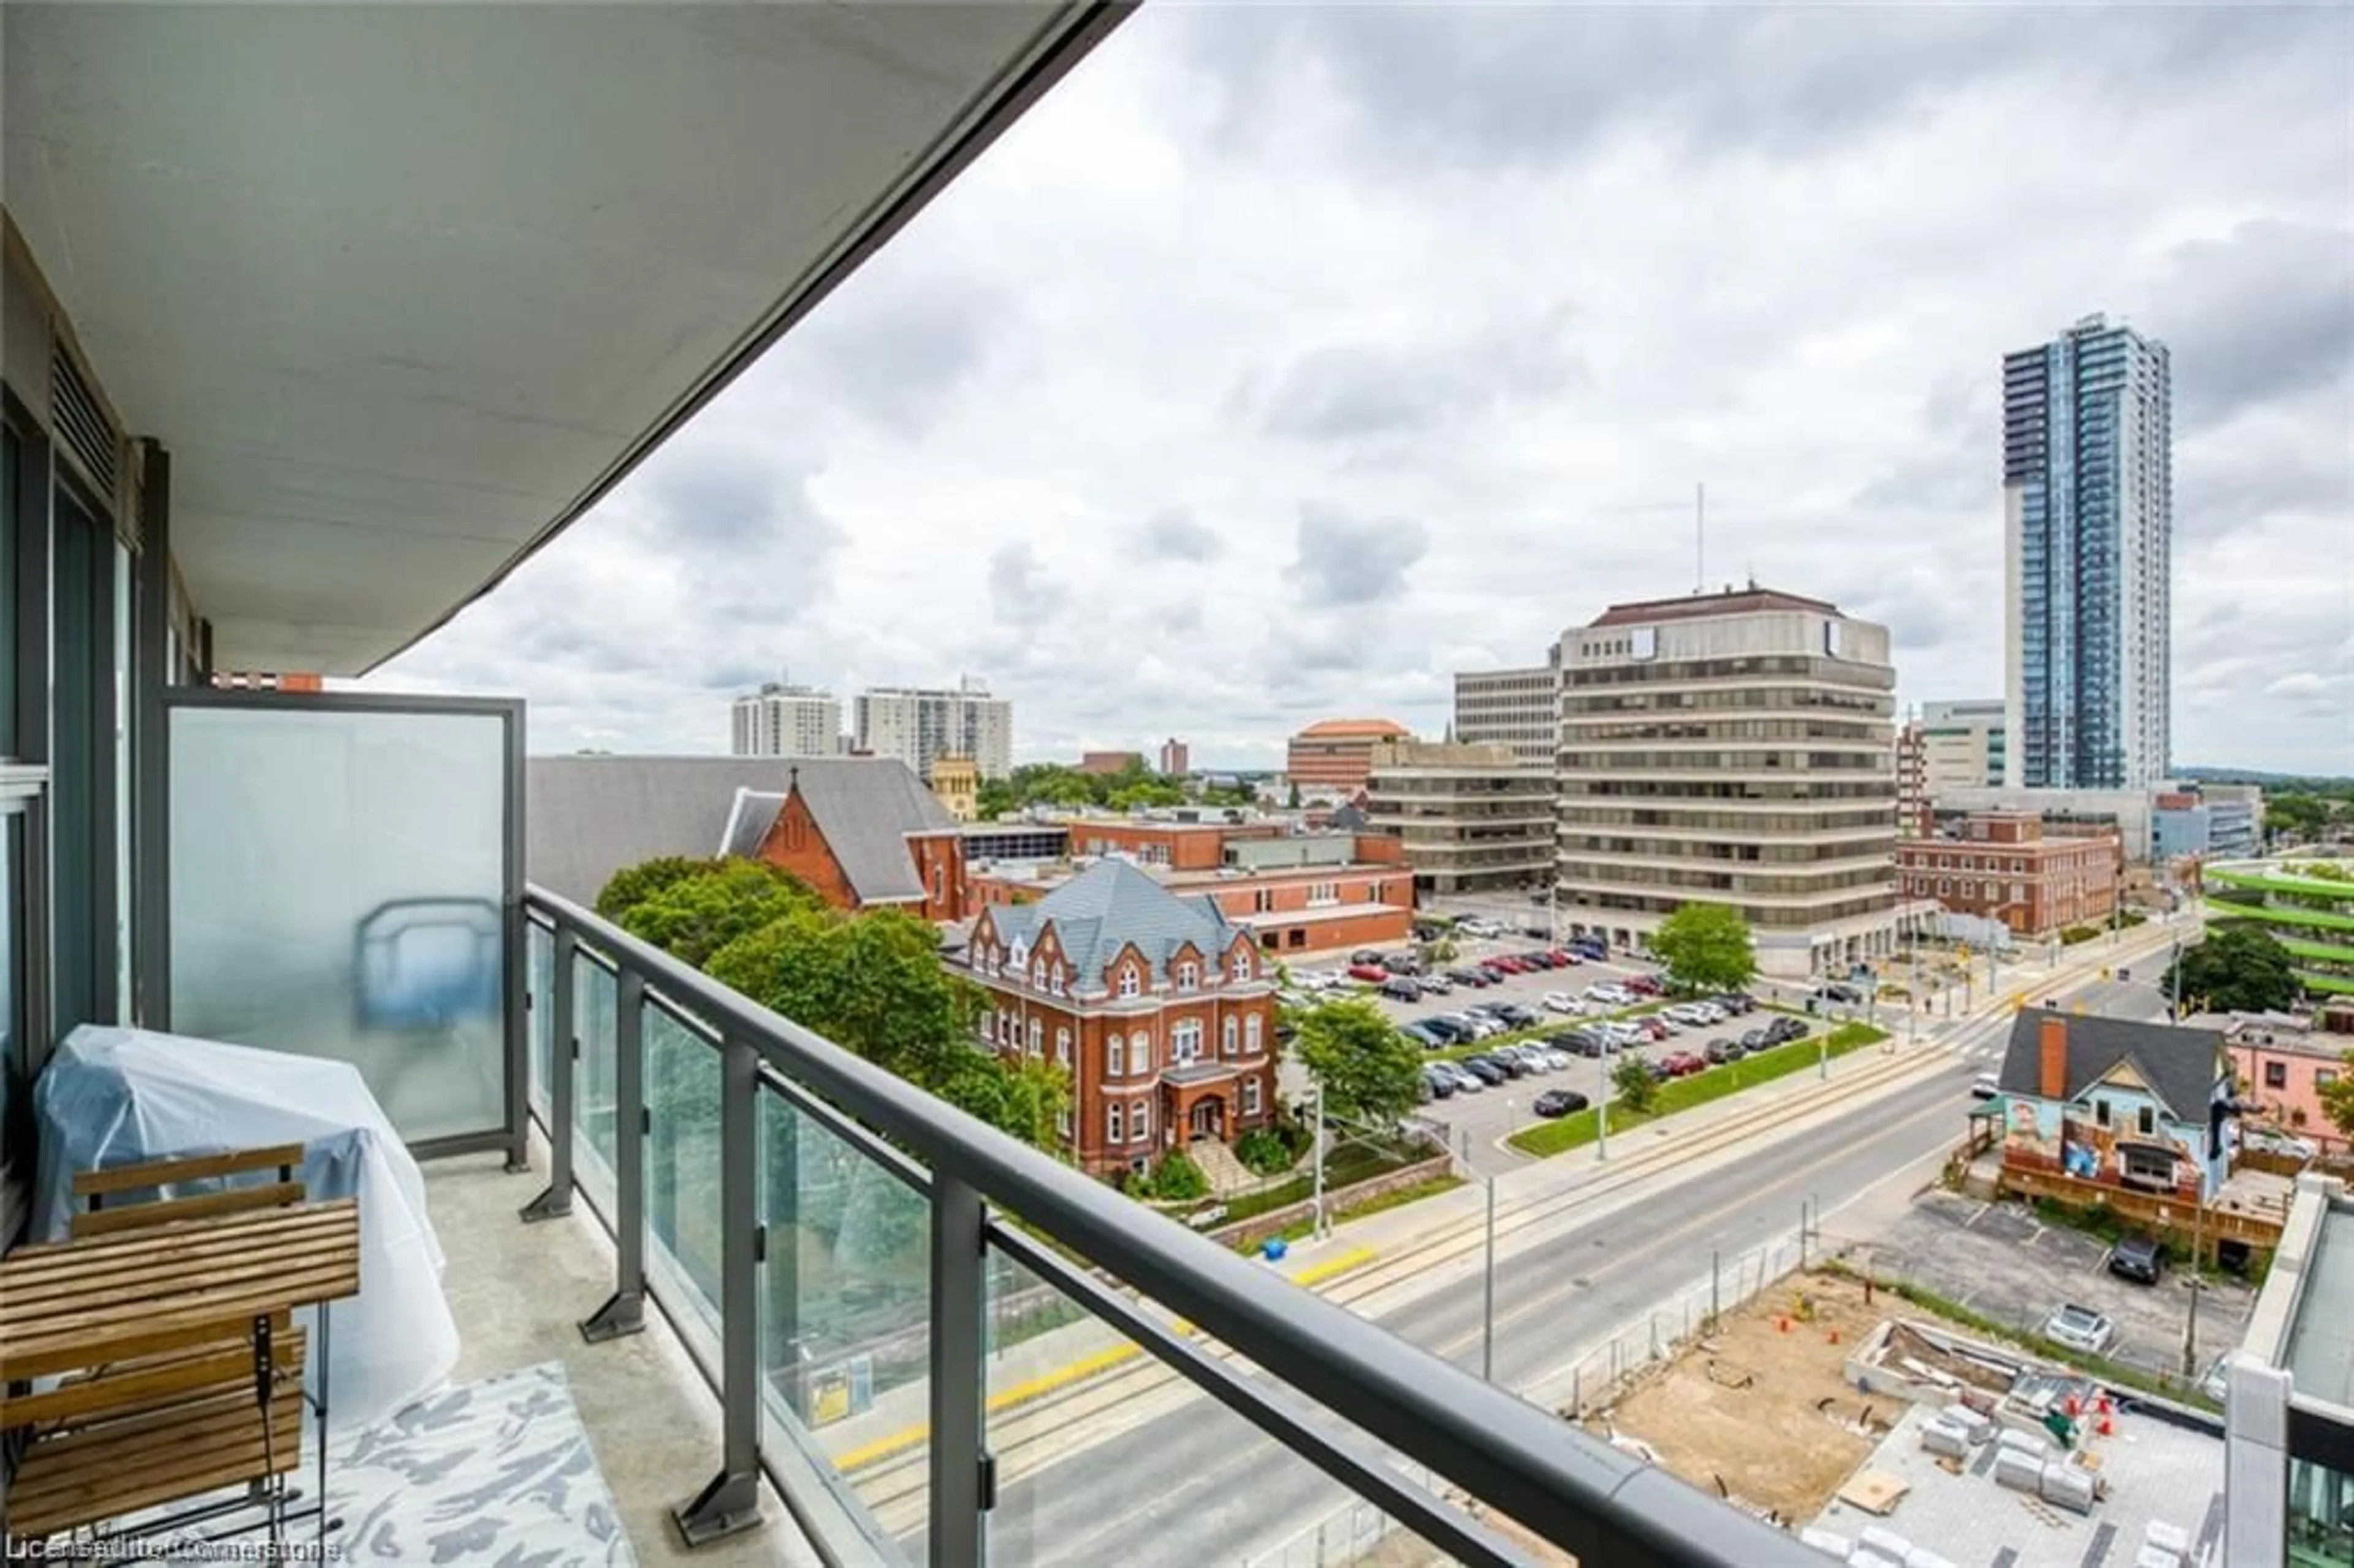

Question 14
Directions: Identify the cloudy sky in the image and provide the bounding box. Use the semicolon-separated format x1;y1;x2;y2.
372;3;2354;775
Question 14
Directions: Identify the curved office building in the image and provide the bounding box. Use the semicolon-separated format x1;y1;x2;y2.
2204;860;2354;997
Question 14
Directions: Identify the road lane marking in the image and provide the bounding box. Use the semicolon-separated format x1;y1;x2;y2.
834;1342;1145;1472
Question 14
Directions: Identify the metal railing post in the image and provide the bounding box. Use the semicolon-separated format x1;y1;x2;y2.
674;1030;763;1546
521;926;577;1222
581;964;647;1342
931;1176;989;1568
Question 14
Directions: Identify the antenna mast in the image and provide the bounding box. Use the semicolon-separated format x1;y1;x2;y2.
1695;482;1706;591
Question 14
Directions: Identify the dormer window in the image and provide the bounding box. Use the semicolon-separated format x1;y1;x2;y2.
1031;961;1045;989
1230;950;1252;983
1176;961;1199;994
1051;962;1066;996
1118;966;1140;999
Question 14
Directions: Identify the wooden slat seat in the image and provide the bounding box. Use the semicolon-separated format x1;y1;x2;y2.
69;1143;308;1239
7;1375;307;1540
0;1318;302;1431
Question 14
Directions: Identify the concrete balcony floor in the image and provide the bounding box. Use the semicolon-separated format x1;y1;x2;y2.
426;1143;821;1566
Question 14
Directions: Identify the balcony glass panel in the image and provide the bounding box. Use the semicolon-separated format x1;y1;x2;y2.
975;1245;1461;1568
573;956;619;1214
526;922;552;1122
761;1082;934;1553
166;701;509;1142
645;999;723;1349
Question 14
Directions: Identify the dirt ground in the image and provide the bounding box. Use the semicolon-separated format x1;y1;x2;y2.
1585;1270;1897;1524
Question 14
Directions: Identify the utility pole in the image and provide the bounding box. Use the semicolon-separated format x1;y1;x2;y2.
2182;1181;2207;1379
1596;1049;1610;1163
1311;1083;1327;1240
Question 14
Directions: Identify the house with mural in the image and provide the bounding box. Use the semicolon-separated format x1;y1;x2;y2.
1995;1010;2234;1203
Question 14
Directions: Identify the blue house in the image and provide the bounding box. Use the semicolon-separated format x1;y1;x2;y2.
1997;1009;2233;1202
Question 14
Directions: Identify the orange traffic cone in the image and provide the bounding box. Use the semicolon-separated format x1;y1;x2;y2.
2097;1414;2114;1436
1828;1328;1841;1345
1778;1317;1789;1333
2065;1396;2081;1417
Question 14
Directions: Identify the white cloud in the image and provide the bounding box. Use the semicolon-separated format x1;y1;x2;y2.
370;4;2354;775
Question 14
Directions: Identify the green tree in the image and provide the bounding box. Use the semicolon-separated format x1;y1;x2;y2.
975;779;1016;820
1611;1054;1659;1115
1294;998;1423;1128
594;855;725;921
1145;1149;1211;1201
2317;1048;2354;1147
1650;902;1757;994
614;859;829;967
1286;780;1303;809
2266;794;2331;843
2163;926;2301;1013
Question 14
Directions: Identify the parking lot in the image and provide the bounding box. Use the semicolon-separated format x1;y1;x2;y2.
1286;928;1829;1176
1856;1188;2257;1387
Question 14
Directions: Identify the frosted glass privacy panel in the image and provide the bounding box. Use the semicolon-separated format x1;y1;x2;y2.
169;703;511;1143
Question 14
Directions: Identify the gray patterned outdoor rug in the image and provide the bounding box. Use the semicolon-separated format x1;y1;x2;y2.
327;1361;638;1566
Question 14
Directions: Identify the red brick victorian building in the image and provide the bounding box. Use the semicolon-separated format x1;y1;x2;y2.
964;861;1279;1178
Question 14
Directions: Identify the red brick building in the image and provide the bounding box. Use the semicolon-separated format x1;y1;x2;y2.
722;760;970;921
1898;812;2117;937
1061;818;1281;870
1285;718;1411;801
966;861;1279;1178
1076;750;1145;776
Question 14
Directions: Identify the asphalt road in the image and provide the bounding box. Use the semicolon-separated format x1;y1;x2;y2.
966;1057;1979;1567
909;929;2192;1566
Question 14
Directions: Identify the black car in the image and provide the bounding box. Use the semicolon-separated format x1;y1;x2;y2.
1379;977;1422;1002
1704;1038;1744;1065
1490;1003;1542;1029
1457;1056;1509;1085
1777;1016;1811;1042
2109;1234;2165;1285
1422;1064;1458;1100
1350;949;1385;965
1420;1016;1473;1045
1480;1051;1534;1079
1738;1028;1769;1054
1534;1089;1591;1118
1522;951;1559;969
1550;1030;1605;1057
1448;968;1492;988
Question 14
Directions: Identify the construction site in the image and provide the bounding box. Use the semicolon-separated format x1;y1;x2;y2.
1575;1270;2226;1568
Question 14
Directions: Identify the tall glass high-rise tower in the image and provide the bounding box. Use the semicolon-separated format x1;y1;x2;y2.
2002;314;2173;789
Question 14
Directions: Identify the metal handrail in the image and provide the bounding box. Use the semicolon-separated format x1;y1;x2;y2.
523;885;1828;1567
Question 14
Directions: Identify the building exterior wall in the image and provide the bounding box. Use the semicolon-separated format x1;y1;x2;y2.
1158;738;1189;776
1077;750;1143;776
1452;663;1558;770
1931;786;2166;865
854;683;1013;782
2003;316;2173;790
729;683;844;758
1895;721;1930;838
1365;738;1555;894
966;919;1277;1178
1919;698;2008;793
1899;815;2120;936
907;831;968;923
1060;820;1268;870
2229;1032;2350;1155
930;755;980;822
1285;720;1412;799
752;788;863;911
1998;1080;2214;1203
1553;587;1900;975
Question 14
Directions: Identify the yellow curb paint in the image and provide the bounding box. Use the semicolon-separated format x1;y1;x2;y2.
1288;1246;1378;1289
834;1342;1143;1471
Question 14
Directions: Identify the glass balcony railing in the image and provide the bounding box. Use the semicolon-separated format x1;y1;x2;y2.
520;885;1827;1567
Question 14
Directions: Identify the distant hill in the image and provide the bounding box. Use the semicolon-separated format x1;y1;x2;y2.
2177;766;2354;790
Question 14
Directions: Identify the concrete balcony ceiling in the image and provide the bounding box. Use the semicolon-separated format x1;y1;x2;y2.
4;2;1117;674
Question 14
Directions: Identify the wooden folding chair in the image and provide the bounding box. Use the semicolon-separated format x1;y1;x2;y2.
69;1143;308;1238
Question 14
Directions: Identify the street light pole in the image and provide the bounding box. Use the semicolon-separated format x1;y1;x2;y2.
1596;1049;1610;1163
2182;1182;2207;1379
1481;1174;1498;1380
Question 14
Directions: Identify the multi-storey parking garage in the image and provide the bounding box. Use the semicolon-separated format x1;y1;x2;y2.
2204;859;2354;996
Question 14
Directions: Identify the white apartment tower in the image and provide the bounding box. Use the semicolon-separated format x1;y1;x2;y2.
855;679;1012;783
1555;587;1901;979
729;682;844;759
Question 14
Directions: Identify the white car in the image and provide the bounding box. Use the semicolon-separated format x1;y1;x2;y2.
1541;991;1586;1014
2041;1303;2117;1356
1970;1072;2001;1102
1586;984;1634;1006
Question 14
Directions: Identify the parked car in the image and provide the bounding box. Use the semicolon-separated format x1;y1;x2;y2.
1400;1021;1446;1049
1491;1003;1543;1029
1523;950;1561;969
1567;936;1607;961
1350;948;1387;965
1711;992;1757;1014
1969;1071;2002;1102
1346;963;1388;983
1497;1044;1550;1074
1737;1029;1769;1054
1659;1051;1707;1077
1537;1048;1573;1070
2041;1303;2117;1355
1541;990;1586;1015
1534;1089;1591;1119
1816;983;1864;1006
2200;1353;2231;1405
1623;973;1664;997
1422;1064;1458;1099
1585;983;1634;1006
1419;1015;1470;1045
1447;967;1492;989
1438;1062;1485;1094
1417;973;1453;995
1552;1030;1606;1057
1767;1016;1810;1045
1457;1056;1508;1086
2109;1235;2165;1285
1704;1038;1745;1065
1546;949;1580;967
1379;977;1422;1002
